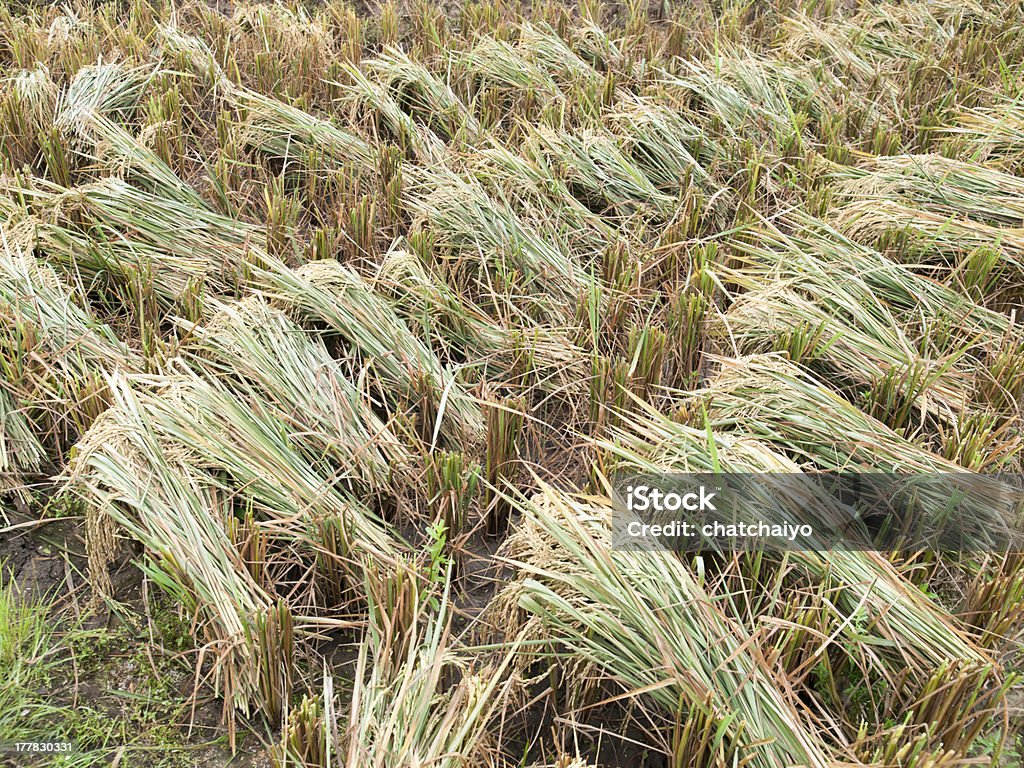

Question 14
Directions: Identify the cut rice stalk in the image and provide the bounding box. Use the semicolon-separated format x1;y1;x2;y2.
495;486;838;768
468;141;614;260
0;65;58;166
336;569;521;768
832;154;1024;227
527;126;678;219
455;36;563;106
659;51;838;138
255;259;484;446
0;387;44;495
711;286;972;422
227;79;375;176
180;296;408;492
122;364;402;564
362;47;482;143
404;163;591;320
696;355;1018;546
0;223;140;447
73;109;207;207
835;198;1024;272
717;213;1020;350
600;407;987;667
518;23;603;90
66;376;291;728
159;23;375;174
340;61;445;163
943;102;1024;168
376;247;585;390
605;96;718;189
53;62;148;139
25;175;263;302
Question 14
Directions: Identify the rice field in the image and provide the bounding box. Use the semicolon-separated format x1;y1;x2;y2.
0;0;1022;765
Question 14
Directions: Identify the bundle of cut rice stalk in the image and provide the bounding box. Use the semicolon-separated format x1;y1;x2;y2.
27;175;262;301
158;22;376;175
404;164;590;322
340;62;444;163
605;96;718;189
943;102;1024;167
710;286;971;421
718;213;1020;349
468;142;613;261
527;126;677;219
696;355;1018;547
361;47;482;143
0;387;45;495
227;78;376;176
336;569;521;768
660;51;839;137
66;376;292;727
518;23;603;90
376;248;585;390
0;224;140;446
0;65;58;164
835;198;1024;271
455;36;563;106
121;364;402;564
256;259;484;446
181;297;408;491
74;109;208;206
601;407;987;668
779;13;904;85
832;154;1024;227
53;62;147;141
494;485;839;768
